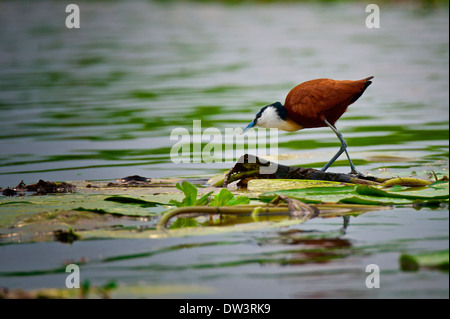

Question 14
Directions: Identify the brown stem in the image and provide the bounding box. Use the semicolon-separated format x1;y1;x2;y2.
222;154;389;188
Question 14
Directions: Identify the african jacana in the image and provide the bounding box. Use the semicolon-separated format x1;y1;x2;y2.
242;76;374;176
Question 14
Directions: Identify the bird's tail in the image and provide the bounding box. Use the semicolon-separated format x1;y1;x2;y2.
349;76;374;104
364;76;374;87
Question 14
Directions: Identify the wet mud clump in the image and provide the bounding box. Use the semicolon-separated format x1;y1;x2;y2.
107;175;153;187
2;180;76;196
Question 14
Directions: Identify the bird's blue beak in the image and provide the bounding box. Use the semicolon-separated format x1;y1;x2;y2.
241;120;255;135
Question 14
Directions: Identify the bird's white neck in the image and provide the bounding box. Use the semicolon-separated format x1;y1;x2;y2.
255;106;303;132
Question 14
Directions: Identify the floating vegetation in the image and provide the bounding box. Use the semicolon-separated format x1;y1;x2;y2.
2;180;76;196
1;167;448;244
400;250;449;272
259;181;449;205
168;181;213;207
53;227;81;244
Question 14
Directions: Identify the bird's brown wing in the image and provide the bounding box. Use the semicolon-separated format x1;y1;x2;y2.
285;77;372;128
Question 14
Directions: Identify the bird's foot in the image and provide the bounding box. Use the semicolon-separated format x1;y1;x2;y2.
350;169;366;179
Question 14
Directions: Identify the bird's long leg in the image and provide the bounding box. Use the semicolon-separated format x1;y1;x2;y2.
320;119;364;176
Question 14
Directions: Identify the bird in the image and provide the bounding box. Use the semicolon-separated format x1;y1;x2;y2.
242;76;374;176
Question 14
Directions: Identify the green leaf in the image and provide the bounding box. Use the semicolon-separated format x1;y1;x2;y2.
227;196;250;206
339;196;413;205
171;182;198;207
209;189;250;207
400;250;449;271
180;181;198;206
259;186;357;204
356;183;449;200
247;179;351;192
259;182;449;206
168;199;183;207
170;182;212;207
210;188;234;206
196;191;213;206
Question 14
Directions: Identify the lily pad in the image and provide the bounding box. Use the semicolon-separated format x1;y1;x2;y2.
0;193;171;244
0;194;165;223
260;186;358;204
356;182;449;200
400;250;449;271
247;179;351;192
260;182;449;205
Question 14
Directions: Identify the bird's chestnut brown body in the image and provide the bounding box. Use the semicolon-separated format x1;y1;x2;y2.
285;76;373;128
242;76;374;175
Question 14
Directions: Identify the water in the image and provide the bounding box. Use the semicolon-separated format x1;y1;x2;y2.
0;0;448;298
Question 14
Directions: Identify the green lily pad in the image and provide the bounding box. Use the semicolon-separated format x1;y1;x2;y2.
260;185;359;204
356;182;449;200
260;182;449;205
0;193;171;244
0;194;169;224
400;250;449;271
247;179;351;192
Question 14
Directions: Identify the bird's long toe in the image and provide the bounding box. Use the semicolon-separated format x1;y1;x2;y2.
350;169;366;178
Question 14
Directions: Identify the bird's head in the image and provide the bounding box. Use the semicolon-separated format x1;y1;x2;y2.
242;102;289;134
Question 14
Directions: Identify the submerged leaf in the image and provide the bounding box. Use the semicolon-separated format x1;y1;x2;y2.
104;196;163;207
209;188;250;207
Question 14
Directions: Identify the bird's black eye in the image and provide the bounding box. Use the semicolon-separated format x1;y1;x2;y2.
255;105;268;121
